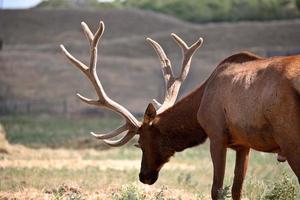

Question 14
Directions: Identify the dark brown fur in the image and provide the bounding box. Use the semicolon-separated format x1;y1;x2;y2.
137;84;207;184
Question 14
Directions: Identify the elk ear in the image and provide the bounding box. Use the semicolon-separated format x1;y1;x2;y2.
143;103;157;124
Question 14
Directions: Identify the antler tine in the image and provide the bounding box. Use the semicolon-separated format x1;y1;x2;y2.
146;38;175;81
103;130;137;147
146;38;169;66
152;99;162;108
90;124;129;139
81;22;93;44
171;33;203;82
61;21;141;146
60;44;88;73
147;34;203;114
171;33;189;51
146;37;175;108
92;21;105;47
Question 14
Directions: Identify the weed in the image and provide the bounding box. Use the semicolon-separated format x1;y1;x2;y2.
195;191;205;200
52;184;85;200
112;184;146;200
244;177;268;200
262;173;296;200
217;185;231;200
177;172;198;188
151;186;166;200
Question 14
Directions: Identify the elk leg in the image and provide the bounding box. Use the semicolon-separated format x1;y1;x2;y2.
231;147;250;200
271;122;300;183
274;135;300;183
284;147;300;183
210;140;227;200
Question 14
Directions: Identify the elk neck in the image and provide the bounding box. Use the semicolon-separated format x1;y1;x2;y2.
154;82;208;152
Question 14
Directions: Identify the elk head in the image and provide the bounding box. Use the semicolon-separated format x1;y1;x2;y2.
60;21;203;185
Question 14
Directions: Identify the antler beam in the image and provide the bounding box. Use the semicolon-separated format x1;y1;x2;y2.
60;21;141;146
147;33;203;114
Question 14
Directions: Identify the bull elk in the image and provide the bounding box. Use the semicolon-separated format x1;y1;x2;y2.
60;21;300;200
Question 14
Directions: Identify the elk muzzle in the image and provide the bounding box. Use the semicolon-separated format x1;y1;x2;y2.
139;171;159;185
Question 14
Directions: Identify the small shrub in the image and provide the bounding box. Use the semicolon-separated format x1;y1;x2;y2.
52;184;85;200
262;174;296;200
244;177;268;200
151;186;167;200
176;172;198;188
296;0;300;10
195;191;205;200
151;186;180;200
217;185;231;200
112;184;146;200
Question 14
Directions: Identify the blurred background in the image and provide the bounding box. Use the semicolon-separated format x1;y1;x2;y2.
0;1;300;199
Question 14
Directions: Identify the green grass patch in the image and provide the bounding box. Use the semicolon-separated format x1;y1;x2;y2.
0;115;121;149
36;0;300;23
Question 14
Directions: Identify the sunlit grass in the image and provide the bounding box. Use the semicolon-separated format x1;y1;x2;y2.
0;114;121;149
0;115;299;199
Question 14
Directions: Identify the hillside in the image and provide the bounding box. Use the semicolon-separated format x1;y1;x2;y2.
1;9;300;114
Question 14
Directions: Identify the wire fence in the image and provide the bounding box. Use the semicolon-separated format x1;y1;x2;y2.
1;48;299;116
0;99;68;115
0;99;144;117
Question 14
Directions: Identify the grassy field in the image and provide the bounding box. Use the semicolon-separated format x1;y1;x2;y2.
0;115;299;199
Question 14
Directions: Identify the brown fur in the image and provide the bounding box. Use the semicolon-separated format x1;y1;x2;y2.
198;52;300;199
137;84;207;184
138;52;300;200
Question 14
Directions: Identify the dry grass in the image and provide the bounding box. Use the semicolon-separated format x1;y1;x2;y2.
0;143;207;199
0;116;299;199
0;142;299;200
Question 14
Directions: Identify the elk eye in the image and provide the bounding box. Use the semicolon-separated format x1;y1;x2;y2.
134;143;141;148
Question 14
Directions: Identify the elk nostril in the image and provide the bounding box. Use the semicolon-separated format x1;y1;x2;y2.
139;172;158;185
139;173;145;182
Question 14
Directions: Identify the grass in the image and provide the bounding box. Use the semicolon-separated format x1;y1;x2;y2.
123;0;300;23
112;184;146;200
0;115;299;199
0;114;121;149
37;0;300;23
262;173;296;200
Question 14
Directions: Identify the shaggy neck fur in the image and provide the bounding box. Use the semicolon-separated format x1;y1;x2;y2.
155;83;208;153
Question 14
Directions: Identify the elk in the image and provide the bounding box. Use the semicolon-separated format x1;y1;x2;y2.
198;52;300;199
61;21;300;200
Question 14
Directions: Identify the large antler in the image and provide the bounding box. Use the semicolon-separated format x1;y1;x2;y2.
60;21;141;146
147;34;203;114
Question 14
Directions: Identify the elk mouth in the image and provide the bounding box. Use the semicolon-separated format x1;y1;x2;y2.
139;171;159;185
